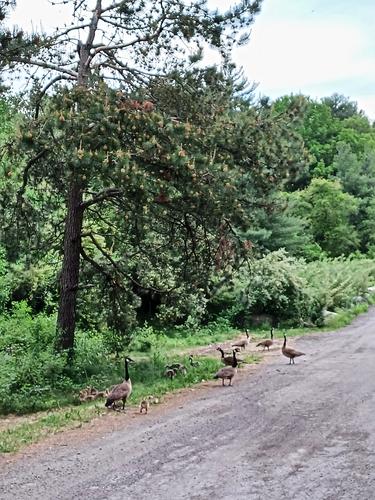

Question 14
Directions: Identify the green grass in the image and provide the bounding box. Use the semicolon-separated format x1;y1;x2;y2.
0;355;224;454
0;406;103;453
320;303;370;330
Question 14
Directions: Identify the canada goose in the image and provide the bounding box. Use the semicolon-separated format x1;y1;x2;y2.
216;347;243;366
232;329;250;350
105;357;134;410
213;350;238;386
282;334;305;364
164;367;177;379
139;399;149;414
189;354;200;367
256;327;274;351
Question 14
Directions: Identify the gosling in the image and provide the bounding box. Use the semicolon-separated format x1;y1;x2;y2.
139;399;150;414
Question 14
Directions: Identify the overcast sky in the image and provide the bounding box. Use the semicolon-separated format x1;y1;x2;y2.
9;0;375;120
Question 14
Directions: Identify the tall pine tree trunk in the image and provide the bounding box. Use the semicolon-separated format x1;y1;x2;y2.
56;179;84;351
55;2;100;352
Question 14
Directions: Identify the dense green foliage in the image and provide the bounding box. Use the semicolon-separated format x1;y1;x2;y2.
0;305;231;414
1;253;374;415
210;251;375;326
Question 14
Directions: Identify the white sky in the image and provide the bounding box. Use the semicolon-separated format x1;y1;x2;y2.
8;0;375;120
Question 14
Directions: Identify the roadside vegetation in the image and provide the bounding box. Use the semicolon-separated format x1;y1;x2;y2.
0;299;372;454
1;0;375;454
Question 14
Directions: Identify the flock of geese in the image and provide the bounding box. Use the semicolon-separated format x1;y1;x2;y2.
102;328;305;412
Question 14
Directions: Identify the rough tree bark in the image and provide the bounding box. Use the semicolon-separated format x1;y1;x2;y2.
56;180;84;351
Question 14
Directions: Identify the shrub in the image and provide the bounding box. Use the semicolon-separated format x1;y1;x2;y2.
210;250;375;327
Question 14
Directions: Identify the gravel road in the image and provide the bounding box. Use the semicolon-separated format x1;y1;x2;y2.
1;309;375;500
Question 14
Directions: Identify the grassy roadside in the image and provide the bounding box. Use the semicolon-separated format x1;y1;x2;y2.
0;302;371;454
0;354;259;454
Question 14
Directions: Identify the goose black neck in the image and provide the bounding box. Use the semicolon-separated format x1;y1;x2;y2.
283;335;286;348
124;358;130;381
217;348;224;358
271;328;274;339
232;350;238;368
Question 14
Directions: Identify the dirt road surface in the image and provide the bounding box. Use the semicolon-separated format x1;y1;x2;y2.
1;310;375;500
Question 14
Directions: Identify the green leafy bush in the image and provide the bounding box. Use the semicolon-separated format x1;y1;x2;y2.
211;250;375;326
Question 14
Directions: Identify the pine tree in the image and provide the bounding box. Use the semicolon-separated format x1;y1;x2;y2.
4;0;264;352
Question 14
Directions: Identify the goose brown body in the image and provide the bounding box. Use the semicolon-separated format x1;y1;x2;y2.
282;335;305;364
216;347;243;366
256;328;274;351
214;350;238;386
105;357;133;410
216;347;235;366
232;330;250;350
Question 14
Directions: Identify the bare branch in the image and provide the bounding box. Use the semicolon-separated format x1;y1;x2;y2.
87;232;172;294
100;15;147;31
91;8;168;56
35;75;75;118
17;150;49;204
12;57;78;78
52;22;93;39
80;188;122;209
